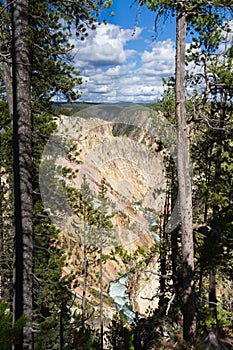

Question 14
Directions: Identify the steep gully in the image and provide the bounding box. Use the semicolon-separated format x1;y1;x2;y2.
40;105;174;324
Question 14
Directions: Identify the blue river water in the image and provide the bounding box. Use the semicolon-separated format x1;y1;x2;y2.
109;203;159;323
109;275;136;324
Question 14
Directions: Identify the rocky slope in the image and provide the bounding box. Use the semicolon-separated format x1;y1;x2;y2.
42;104;168;324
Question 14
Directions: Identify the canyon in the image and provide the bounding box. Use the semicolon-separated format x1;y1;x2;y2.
40;104;173;327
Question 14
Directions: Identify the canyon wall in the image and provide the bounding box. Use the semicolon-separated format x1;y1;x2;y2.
42;105;168;323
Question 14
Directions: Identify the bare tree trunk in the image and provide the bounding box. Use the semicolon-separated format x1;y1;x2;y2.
0;177;4;299
169;160;182;320
2;60;13;115
208;91;226;326
12;0;33;348
175;2;196;346
1;0;13;115
159;192;169;309
209;269;217;322
82;211;88;329
99;232;104;350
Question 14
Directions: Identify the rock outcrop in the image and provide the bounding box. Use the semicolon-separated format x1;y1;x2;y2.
42;105;167;323
127;254;160;317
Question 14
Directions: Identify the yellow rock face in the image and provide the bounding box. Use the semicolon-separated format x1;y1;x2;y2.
53;112;167;321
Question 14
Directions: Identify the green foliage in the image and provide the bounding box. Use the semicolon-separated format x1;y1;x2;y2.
197;275;233;337
1;0;232;347
143;0;233;335
142;0;233;56
0;0;116;348
105;312;134;350
52;102;98;116
0;302;27;350
73;325;100;350
145;0;175;13
0;103;14;302
0;0;110;112
103;0;113;8
31;111;77;349
156;84;176;122
28;0;81;110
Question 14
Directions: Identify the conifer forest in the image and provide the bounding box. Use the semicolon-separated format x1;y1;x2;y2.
0;1;232;349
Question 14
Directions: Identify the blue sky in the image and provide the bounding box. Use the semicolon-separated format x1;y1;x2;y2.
70;0;177;103
69;1;233;103
100;0;176;43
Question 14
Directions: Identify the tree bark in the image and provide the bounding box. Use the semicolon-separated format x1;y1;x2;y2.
12;0;33;348
81;211;88;330
175;2;196;346
2;60;13;115
159;192;169;309
208;90;226;326
209;269;218;322
1;0;13;115
99;231;104;350
0;177;4;299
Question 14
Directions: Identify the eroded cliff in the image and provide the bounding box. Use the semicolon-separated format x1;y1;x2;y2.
43;105;168;324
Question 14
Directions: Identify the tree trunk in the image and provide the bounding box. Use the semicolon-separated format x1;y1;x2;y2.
99;233;104;350
82;211;88;330
2;60;13;115
12;0;33;348
209;269;218;323
159;192;169;309
209;90;226;326
175;2;196;346
1;0;13;115
170;161;181;316
0;177;4;299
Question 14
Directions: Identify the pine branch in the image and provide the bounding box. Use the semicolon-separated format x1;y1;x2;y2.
0;0;16;15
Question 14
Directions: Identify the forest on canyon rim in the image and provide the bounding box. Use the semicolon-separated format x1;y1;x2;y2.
0;1;233;349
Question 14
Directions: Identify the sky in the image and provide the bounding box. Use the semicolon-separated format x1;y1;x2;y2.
70;0;177;103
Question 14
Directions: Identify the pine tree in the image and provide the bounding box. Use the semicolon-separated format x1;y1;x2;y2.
186;4;233;331
136;1;233;345
32;112;76;349
64;174;99;331
11;1;33;347
0;301;26;350
0;1;112;348
136;1;195;343
96;178;115;350
0;0;111;114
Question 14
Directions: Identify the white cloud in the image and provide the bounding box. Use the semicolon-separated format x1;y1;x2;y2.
71;23;142;68
70;23;176;103
141;39;175;73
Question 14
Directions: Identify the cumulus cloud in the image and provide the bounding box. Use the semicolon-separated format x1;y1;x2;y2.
71;23;141;68
141;39;175;75
70;23;176;102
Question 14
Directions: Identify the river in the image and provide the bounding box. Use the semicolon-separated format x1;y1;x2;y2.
109;202;159;323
